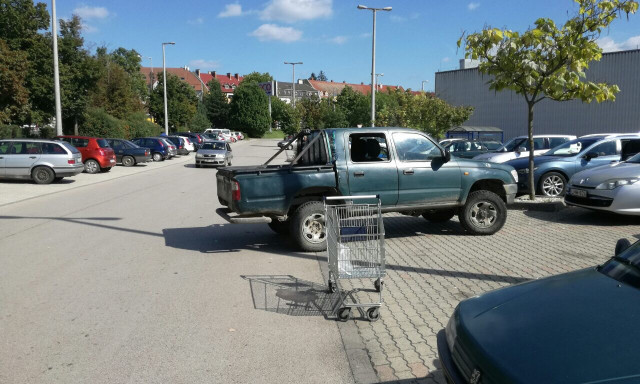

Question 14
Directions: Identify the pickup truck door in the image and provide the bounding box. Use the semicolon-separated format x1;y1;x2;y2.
392;132;462;205
345;132;399;205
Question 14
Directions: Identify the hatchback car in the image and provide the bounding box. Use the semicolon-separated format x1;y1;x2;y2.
565;152;640;215
54;135;116;174
131;137;170;161
158;138;177;158
438;238;640;384
473;134;575;163
164;136;189;155
0;139;84;184
195;141;232;168
105;138;151;166
176;132;204;150
178;136;195;152
506;135;640;197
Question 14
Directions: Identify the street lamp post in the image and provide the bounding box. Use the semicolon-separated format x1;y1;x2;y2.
375;73;384;93
51;0;63;135
148;57;153;93
162;42;175;135
421;80;429;92
284;62;302;108
358;4;391;127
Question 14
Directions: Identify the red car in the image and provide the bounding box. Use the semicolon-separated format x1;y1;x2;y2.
54;135;116;174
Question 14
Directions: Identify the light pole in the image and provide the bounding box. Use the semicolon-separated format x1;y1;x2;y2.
148;57;153;93
421;80;429;92
358;4;391;127
375;73;384;93
284;61;302;108
51;0;63;135
162;42;175;135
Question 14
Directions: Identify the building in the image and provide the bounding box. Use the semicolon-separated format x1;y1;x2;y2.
435;49;640;140
276;80;320;104
308;79;404;98
139;66;206;98
196;71;243;99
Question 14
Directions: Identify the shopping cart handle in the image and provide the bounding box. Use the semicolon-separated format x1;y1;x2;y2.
325;195;380;201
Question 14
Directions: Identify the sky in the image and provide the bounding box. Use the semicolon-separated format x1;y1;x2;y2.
51;0;640;91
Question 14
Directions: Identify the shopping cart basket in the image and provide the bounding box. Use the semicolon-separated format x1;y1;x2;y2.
325;195;385;322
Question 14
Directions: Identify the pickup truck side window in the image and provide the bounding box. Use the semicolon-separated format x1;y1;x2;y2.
393;132;441;161
349;133;390;162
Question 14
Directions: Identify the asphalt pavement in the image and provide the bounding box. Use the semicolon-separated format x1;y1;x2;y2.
0;140;356;384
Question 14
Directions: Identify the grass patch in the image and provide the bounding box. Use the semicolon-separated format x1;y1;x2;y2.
262;130;285;139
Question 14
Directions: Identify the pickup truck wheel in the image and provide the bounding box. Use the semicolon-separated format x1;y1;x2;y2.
422;209;455;222
268;219;290;235
291;201;327;252
459;190;506;235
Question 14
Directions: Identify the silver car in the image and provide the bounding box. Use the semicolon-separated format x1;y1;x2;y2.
0;139;84;184
195;141;233;168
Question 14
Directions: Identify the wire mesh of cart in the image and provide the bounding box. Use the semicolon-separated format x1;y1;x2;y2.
325;195;385;322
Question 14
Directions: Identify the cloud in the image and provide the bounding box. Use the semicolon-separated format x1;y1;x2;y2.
467;2;480;11
261;0;332;22
330;36;347;44
390;15;406;23
442;57;451;63
81;23;98;33
188;17;204;25
250;24;302;42
189;59;220;70
219;3;243;17
598;35;640;52
73;5;110;19
360;32;371;38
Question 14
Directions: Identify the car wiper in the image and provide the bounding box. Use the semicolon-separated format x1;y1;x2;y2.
611;256;640;274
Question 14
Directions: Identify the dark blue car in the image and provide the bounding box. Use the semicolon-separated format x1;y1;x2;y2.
506;135;640;197
131;137;170;162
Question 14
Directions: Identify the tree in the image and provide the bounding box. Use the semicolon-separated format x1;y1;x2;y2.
0;39;30;124
189;102;211;131
108;47;148;103
228;82;270;137
149;73;198;131
271;97;300;135
317;70;328;81
296;96;324;130
203;79;230;127
335;86;370;127
308;72;317;80
459;0;638;199
241;72;273;84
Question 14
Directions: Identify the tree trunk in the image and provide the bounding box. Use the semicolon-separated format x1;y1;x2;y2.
74;116;78;136
527;102;535;200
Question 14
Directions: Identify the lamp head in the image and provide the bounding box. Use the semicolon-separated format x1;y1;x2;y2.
357;5;368;9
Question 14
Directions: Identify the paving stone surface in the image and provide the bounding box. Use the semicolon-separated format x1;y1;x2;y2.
337;206;640;383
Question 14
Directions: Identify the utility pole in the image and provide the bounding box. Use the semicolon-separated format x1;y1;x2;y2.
421;80;429;92
162;42;175;135
284;62;302;108
51;0;63;135
358;5;392;127
375;73;384;93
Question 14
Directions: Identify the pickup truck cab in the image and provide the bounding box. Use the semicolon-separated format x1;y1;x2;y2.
217;128;518;251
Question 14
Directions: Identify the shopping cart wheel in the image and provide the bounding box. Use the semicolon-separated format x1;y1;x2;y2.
366;307;380;322
374;278;383;293
328;280;337;293
337;307;351;322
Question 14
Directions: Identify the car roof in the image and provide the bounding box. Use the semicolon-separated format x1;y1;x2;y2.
55;135;98;139
1;138;67;143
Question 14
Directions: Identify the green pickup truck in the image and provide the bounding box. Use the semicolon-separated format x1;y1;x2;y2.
217;128;518;251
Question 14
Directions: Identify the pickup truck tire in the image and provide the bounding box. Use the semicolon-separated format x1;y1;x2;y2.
268;219;290;235
422;209;455;223
290;201;327;252
459;190;506;235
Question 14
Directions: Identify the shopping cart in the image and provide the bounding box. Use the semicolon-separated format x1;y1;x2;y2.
325;195;385;322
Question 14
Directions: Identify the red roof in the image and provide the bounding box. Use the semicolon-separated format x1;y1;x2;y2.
198;71;244;94
140;67;205;92
308;80;404;97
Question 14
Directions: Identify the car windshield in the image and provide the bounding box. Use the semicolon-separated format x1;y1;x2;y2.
545;138;599;157
600;240;640;289
96;139;110;148
124;140;138;149
482;141;502;150
202;142;226;150
627;153;640;163
496;138;527;152
59;141;80;154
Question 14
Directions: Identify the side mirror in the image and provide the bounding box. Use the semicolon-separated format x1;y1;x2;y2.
583;152;598;160
615;238;631;256
515;146;526;154
443;149;451;163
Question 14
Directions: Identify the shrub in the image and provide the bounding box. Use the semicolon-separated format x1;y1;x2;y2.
80;107;126;138
0;125;22;138
39;127;55;139
124;112;162;139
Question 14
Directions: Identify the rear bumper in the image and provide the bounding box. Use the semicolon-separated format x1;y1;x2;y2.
95;156;116;168
437;330;465;384
216;207;272;224
53;165;85;177
135;155;152;163
504;183;517;205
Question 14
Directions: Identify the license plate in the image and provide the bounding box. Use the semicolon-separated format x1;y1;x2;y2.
570;188;587;198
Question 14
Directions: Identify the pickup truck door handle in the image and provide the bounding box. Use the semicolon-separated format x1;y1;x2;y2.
29;156;37;159
403;169;414;175
353;171;365;177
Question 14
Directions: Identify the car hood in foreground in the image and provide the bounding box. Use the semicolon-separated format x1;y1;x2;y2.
198;149;227;156
571;162;640;187
456;268;640;383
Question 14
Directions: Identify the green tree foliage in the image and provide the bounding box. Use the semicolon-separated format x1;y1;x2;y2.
0;0;49;51
109;47;148;102
124;112;162;138
321;100;349;128
203;79;230;127
189;102;211;131
80;107;126;138
308;72;317;80
336;86;370;127
0;39;30;124
149;73;198;131
459;0;638;199
229;82;270;137
296;96;325;130
317;70;328;81
270;97;300;135
241;72;273;84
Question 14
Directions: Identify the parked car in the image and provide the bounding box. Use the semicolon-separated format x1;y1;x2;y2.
278;134;295;149
54;135;116;174
217;128;518;251
565;151;640;215
438;138;465;147
473;134;576;163
506;134;640;197
105;138;151;166
131;137;170;161
438;238;640;384
201;133;220;142
158;138;177;158
445;140;503;159
0;139;84;184
179;136;195;152
195;141;233;168
204;128;236;142
164;136;189;155
176;132;204;150
235;132;245;140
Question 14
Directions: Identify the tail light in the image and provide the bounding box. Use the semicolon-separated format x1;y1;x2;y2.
231;180;241;201
68;159;75;164
97;148;106;155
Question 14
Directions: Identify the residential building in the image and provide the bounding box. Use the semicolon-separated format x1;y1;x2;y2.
196;71;243;99
276;80;321;104
308;79;404;98
139;66;206;98
435;49;640;140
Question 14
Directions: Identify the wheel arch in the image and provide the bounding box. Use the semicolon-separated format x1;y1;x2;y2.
467;179;507;203
288;187;340;213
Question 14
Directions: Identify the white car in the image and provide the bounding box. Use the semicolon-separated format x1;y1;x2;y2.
473;134;576;163
565;153;640;216
179;136;195;152
439;138;465;147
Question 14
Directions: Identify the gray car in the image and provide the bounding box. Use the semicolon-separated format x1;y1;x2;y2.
195;141;232;168
0;139;84;184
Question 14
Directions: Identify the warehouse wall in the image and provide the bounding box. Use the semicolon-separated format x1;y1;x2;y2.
435;49;640;140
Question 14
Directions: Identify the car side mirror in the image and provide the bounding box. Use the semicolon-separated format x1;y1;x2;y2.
615;238;631;256
583;152;598;160
443;149;451;163
515;146;526;154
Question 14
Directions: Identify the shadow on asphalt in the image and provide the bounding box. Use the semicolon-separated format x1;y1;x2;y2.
0;178;76;185
523;207;640;226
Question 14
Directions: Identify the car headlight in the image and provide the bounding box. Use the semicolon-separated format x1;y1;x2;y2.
445;313;457;351
196;154;203;158
517;167;538;174
595;178;639;190
510;169;518;183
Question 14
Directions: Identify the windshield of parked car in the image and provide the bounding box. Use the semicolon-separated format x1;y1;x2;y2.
201;142;226;150
96;139;110;148
482;141;502;150
627;153;640;163
545;138;599;157
600;240;640;289
496;138;527;152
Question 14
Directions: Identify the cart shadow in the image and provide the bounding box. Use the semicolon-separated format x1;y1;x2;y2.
241;275;344;320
